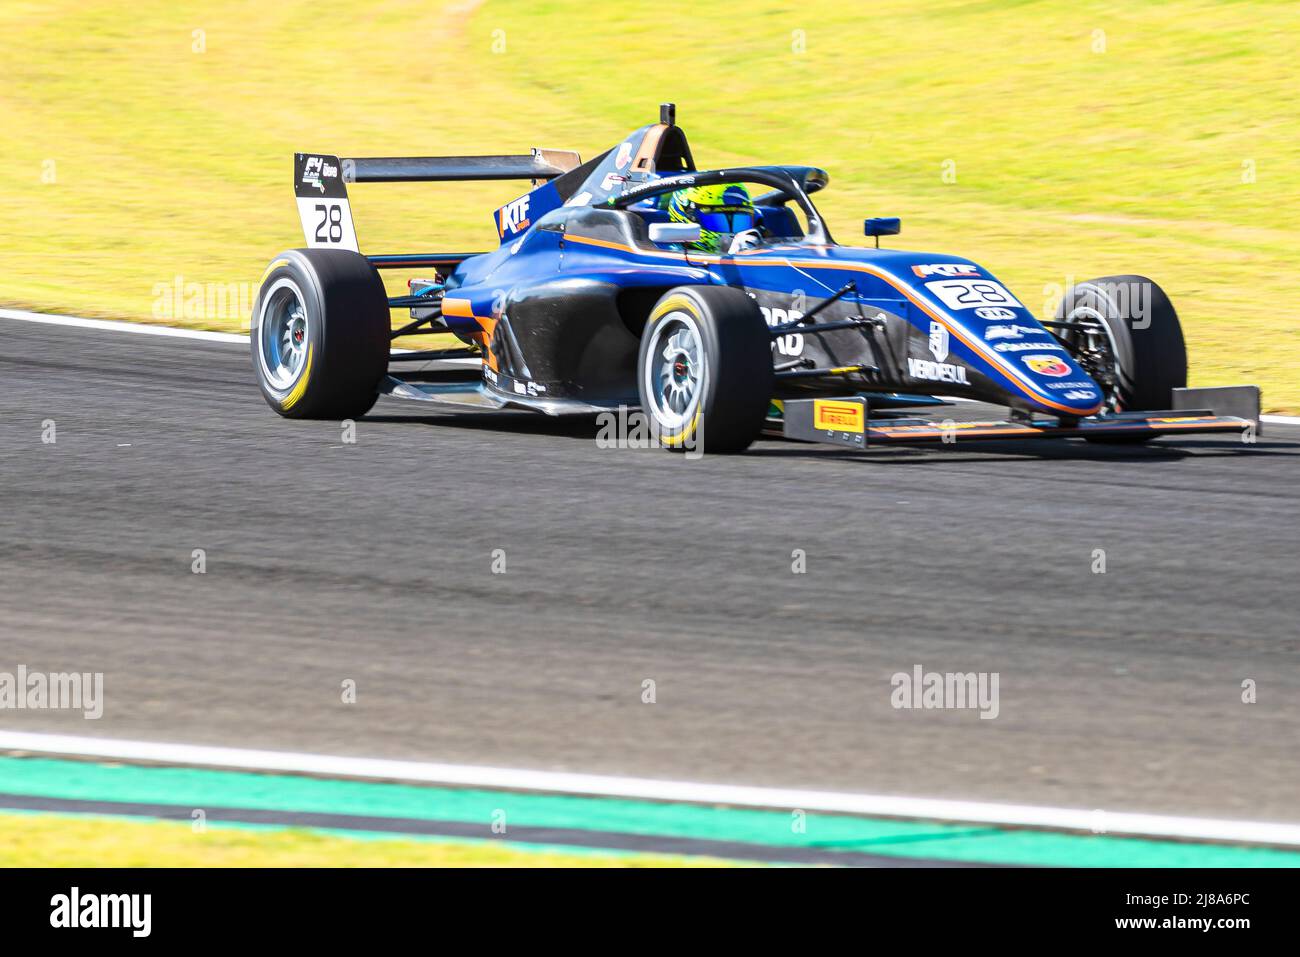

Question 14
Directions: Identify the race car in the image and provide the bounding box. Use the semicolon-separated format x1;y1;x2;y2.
251;104;1260;452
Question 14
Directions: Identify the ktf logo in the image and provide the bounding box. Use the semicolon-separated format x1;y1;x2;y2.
912;262;979;278
497;195;531;237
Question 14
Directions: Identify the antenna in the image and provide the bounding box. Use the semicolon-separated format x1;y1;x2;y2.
660;103;676;126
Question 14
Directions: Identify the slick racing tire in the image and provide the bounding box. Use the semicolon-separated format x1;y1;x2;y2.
251;248;389;419
1055;275;1187;444
636;286;773;454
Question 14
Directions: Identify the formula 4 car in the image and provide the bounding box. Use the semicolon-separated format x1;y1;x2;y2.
251;104;1260;452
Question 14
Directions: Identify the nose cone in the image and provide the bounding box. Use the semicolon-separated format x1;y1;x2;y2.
1016;351;1103;415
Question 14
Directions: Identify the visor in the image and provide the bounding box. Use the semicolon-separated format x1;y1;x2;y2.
697;208;756;234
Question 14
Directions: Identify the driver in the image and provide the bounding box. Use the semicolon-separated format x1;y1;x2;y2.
665;183;759;252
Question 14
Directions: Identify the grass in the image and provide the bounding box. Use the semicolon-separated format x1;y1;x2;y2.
0;812;736;867
1;0;1296;409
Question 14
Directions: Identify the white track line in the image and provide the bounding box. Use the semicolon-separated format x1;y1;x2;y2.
1;731;1297;846
0;307;247;343
0;308;482;364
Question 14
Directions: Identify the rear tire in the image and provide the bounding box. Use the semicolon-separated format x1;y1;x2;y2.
636;286;773;453
251;248;389;419
1055;275;1186;443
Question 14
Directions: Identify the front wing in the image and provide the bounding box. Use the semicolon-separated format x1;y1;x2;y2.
779;386;1260;448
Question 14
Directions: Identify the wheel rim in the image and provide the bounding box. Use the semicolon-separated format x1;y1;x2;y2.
1065;303;1124;412
258;278;309;391
643;312;704;430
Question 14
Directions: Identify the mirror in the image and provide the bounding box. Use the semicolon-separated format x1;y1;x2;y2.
863;217;901;237
649;222;702;245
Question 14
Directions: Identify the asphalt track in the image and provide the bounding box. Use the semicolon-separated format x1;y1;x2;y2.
2;316;1299;824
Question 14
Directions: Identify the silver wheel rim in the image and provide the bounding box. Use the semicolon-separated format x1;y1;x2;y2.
257;278;310;391
1067;303;1123;412
643;312;704;430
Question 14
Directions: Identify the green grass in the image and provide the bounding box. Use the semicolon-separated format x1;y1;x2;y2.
0;811;734;867
0;811;743;868
2;0;1296;409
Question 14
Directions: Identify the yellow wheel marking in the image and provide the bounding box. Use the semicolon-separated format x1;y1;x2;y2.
281;343;313;411
651;294;699;322
650;294;704;447
258;258;289;285
661;409;701;447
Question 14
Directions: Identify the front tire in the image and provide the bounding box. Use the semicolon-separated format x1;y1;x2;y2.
636;286;773;454
251;248;389;419
1055;274;1186;412
1055;275;1187;443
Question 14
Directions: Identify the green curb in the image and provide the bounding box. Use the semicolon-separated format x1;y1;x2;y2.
0;756;1295;866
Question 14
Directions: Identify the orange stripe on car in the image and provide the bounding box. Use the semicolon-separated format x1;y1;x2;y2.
440;297;498;370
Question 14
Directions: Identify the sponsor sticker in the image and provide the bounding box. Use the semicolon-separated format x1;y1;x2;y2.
497;194;531;237
985;323;1056;341
1046;380;1094;390
299;156;339;193
994;341;1064;353
974;306;1017;321
1062;389;1096;400
1023;355;1072;377
928;321;950;362
615;142;633;169
985;324;1038;341
301;156;325;192
912;263;980;278
814;400;865;432
616;173;695;202
908;357;969;384
760;305;804;357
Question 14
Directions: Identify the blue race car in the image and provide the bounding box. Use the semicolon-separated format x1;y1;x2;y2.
252;105;1259;452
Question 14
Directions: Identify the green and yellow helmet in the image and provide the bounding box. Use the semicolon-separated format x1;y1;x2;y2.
666;183;756;252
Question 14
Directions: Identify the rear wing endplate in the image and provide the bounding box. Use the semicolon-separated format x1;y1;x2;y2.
292;148;581;252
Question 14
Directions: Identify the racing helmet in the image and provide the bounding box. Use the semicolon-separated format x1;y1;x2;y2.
667;183;756;252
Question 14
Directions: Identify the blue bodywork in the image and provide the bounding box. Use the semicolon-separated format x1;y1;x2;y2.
434;121;1104;418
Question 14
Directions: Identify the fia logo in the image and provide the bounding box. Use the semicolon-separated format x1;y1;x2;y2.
928;321;949;363
497;195;531;237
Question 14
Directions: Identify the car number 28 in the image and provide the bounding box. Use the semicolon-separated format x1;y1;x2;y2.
925;279;1023;311
295;196;359;252
314;204;345;243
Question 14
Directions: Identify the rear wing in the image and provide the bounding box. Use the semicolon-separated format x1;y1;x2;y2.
342;149;581;184
292;148;582;254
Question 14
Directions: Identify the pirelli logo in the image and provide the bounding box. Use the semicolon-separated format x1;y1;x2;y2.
813;400;865;432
